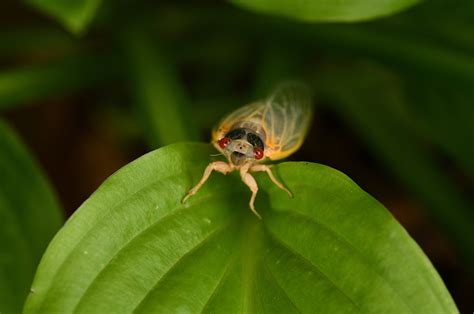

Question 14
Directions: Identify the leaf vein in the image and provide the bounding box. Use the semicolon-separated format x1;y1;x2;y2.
265;227;361;310
132;221;234;312
71;193;230;313
262;258;301;313
278;209;419;313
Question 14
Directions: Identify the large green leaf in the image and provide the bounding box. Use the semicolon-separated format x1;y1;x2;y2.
22;0;102;34
0;120;63;313
24;143;456;313
229;0;420;22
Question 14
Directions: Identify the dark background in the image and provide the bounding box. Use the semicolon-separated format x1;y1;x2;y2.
1;0;473;312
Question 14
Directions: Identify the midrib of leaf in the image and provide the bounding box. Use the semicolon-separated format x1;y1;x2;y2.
199;249;239;312
260;258;301;313
241;219;261;313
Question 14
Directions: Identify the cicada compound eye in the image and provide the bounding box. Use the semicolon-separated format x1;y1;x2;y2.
218;137;231;149
254;147;264;160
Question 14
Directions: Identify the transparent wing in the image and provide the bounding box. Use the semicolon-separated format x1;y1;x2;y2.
212;102;268;142
262;82;313;160
212;82;313;160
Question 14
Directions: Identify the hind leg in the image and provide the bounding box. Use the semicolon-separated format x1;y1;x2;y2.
240;167;262;219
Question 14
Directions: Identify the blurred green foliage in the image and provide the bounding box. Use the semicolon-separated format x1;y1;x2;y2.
0;0;473;312
230;0;420;22
23;0;102;34
0;120;63;313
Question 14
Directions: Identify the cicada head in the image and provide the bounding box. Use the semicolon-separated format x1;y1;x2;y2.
215;128;265;166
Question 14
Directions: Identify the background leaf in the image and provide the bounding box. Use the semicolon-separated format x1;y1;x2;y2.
313;63;474;262
0;120;63;313
229;0;421;22
121;24;198;148
22;0;102;34
24;143;456;313
0;53;119;110
403;79;474;181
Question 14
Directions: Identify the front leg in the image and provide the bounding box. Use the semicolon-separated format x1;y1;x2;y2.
240;165;262;219
250;164;292;197
182;161;234;204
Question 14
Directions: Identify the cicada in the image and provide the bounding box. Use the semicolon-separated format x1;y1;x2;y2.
182;82;313;219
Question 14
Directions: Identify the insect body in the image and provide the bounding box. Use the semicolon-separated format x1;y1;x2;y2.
182;82;313;218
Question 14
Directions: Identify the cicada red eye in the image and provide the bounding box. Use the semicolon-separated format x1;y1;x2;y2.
218;137;231;149
254;147;264;160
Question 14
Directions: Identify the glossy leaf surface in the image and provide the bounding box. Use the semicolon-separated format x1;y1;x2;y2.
24;143;456;313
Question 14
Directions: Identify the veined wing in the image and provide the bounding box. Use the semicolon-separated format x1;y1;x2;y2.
262;82;313;160
212;102;268;142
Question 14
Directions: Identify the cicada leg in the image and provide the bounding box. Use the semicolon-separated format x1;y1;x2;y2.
250;164;292;197
239;164;262;219
182;161;234;204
